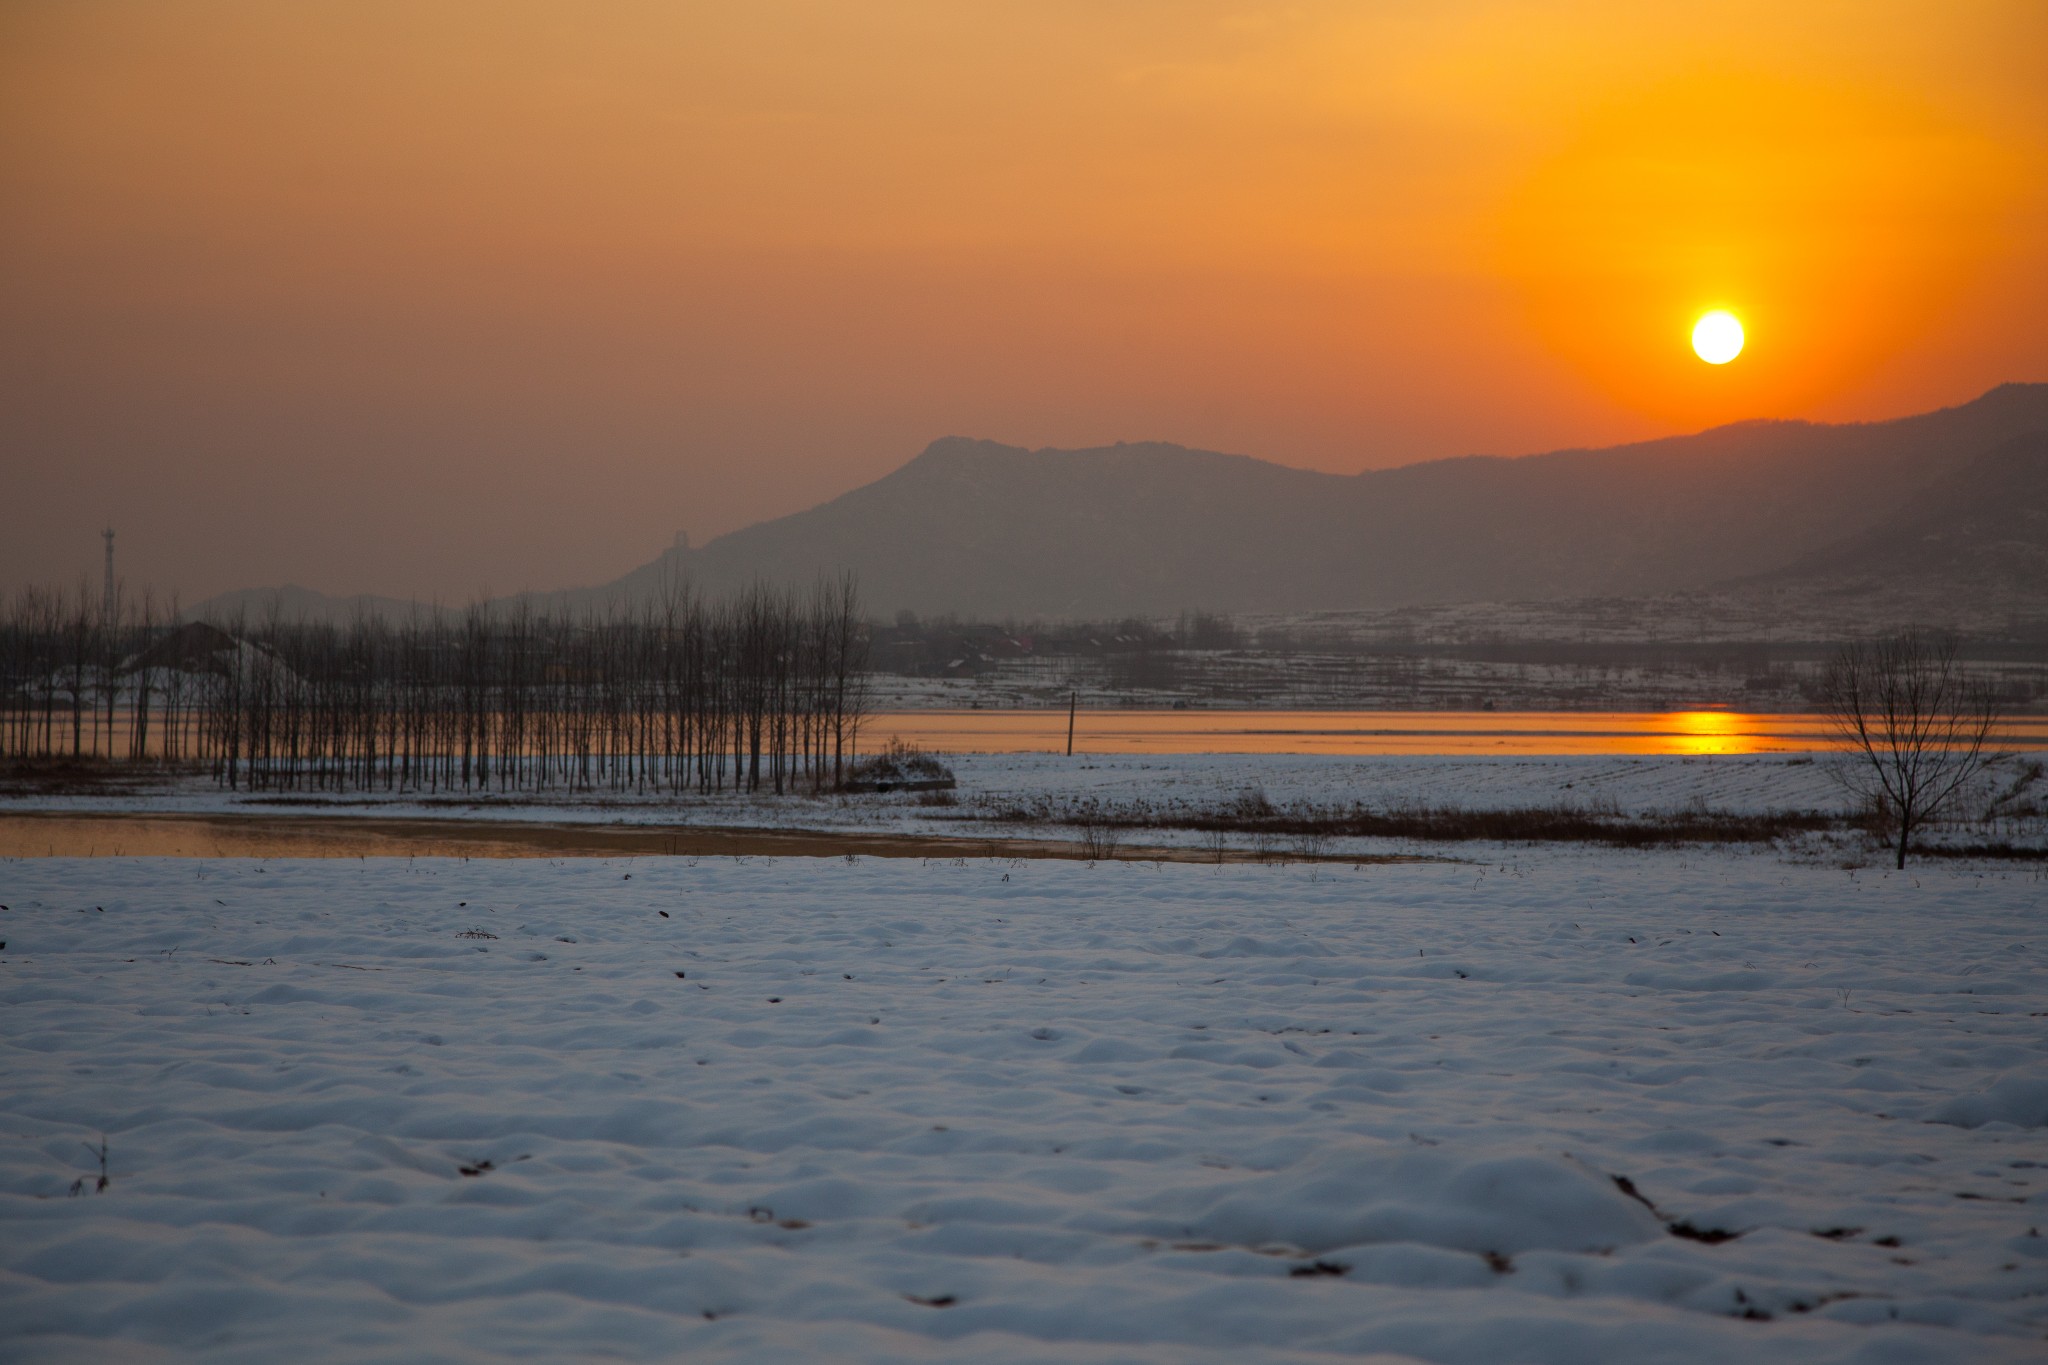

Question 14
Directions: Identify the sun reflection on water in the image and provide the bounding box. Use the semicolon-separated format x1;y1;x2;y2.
862;709;2043;757
1661;710;1756;756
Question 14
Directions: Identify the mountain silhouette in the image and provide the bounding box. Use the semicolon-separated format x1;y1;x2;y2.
1755;428;2048;592
194;384;2048;622
589;383;2048;616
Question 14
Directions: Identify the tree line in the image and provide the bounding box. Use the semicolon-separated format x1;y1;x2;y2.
0;577;870;797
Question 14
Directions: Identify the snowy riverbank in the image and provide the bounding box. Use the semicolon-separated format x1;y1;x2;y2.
10;750;2043;863
0;751;1876;832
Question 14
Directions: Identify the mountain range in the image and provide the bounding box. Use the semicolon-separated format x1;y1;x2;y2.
198;383;2048;623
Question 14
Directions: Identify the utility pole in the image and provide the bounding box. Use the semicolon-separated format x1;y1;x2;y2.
1066;689;1077;757
102;528;116;628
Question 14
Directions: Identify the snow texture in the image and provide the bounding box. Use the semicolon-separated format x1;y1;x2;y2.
3;852;2046;1362
1;751;1866;827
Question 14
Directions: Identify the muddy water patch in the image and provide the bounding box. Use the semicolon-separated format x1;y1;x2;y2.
0;812;1415;864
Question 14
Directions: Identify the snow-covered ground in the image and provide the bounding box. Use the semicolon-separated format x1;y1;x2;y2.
952;751;1857;816
4;852;2045;1362
0;752;1867;828
14;750;2045;860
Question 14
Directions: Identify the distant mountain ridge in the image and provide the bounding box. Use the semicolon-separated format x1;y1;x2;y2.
589;383;2048;616
186;583;432;626
195;383;2048;622
1754;428;2048;594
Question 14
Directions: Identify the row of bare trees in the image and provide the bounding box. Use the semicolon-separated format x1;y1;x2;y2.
0;578;871;797
0;582;186;764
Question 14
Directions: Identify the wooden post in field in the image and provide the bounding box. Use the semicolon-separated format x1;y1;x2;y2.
1066;689;1076;757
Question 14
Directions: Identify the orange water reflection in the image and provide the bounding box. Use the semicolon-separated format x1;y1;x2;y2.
865;710;2048;758
1661;710;1751;756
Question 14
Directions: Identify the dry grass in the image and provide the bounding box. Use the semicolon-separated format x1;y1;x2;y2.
841;740;957;793
972;792;1848;850
0;756;197;798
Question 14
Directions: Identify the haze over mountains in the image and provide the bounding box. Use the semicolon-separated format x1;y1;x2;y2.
201;384;2048;623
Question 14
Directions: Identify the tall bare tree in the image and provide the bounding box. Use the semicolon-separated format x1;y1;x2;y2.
1819;631;2002;869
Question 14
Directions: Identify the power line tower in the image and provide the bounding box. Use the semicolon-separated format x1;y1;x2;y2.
103;528;116;629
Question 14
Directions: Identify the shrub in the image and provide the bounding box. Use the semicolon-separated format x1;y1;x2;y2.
844;739;954;790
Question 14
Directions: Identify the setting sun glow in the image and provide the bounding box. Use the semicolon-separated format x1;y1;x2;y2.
1;3;2045;598
1692;312;1746;365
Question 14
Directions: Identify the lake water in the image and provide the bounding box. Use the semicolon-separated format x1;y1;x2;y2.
864;709;2048;757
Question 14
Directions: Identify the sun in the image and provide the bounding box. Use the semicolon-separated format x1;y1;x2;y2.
1691;310;1744;365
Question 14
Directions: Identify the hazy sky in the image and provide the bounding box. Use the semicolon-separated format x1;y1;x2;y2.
3;1;2044;602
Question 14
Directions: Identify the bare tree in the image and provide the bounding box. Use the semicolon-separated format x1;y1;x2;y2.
825;571;869;789
1819;631;2002;869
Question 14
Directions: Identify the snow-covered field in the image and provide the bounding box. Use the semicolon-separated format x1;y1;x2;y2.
951;752;1857;816
0;752;1870;829
14;749;2044;861
4;851;2046;1362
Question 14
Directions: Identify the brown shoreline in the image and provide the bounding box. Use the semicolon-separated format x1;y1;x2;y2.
0;810;1427;864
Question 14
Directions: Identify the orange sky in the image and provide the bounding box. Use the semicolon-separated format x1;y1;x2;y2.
3;1;2043;601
